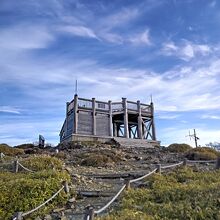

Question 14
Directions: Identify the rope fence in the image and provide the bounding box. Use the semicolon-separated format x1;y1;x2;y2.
13;182;69;220
83;158;220;220
3;156;220;220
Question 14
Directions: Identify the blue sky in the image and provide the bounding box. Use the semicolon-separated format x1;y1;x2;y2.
0;0;220;146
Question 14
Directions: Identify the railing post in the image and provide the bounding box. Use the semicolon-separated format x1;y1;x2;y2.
183;158;187;166
14;160;19;173
156;164;161;174
92;98;96;136
13;212;23;220
63;181;69;194
122;98;129;138
124;179;131;190
84;206;94;220
216;157;220;169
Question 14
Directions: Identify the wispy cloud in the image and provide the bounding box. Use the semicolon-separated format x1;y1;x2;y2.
201;114;220;120
0;24;54;50
162;40;211;61
128;29;151;45
0;106;21;114
58;25;98;39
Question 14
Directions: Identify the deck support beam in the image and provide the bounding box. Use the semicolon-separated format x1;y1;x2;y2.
137;100;143;139
122;98;129;138
108;101;113;137
151;102;156;141
74;94;78;134
92;98;96;135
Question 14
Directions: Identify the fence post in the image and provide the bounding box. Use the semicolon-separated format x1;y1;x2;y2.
63;181;69;194
216;157;220;169
13;212;23;220
183;158;187;166
84;206;94;220
124;179;131;190
156;164;161;174
14;160;19;173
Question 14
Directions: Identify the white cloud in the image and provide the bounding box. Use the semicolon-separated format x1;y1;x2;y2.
59;25;98;39
0;25;54;50
201;115;220;120
129;29;151;45
0;106;21;114
162;40;211;61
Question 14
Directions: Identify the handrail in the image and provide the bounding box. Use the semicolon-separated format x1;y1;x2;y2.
18;162;35;172
130;168;157;183
22;186;64;217
161;161;183;169
94;184;126;214
187;159;216;163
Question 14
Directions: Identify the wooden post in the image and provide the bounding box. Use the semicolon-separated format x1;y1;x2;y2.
137;100;143;139
92;98;96;136
122;98;129;138
109;100;113;137
183;158;187;166
13;212;23;220
156;164;161;174
216;157;220;169
74;94;78;134
84;206;95;220
64;181;69;194
14;160;19;173
151;102;156;141
124;179;131;190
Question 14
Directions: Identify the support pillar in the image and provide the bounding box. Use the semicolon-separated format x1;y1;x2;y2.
151;102;156;141
65;102;69;136
92;98;96;135
122;98;129;138
108;100;113;137
74;94;78;134
137;100;143;139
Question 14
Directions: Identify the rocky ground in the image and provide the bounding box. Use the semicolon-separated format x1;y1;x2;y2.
1;141;216;220
43;141;215;220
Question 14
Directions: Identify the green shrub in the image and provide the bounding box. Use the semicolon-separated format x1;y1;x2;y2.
80;153;112;166
14;143;35;149
20;155;63;171
80;150;122;167
167;143;192;153
0;144;24;156
101;168;220;220
0;170;71;219
186;147;220;160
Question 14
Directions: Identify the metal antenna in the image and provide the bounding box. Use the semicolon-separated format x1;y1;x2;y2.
150;94;153;103
186;129;199;147
75;79;78;95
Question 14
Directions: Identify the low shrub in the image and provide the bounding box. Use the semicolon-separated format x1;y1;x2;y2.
0;144;24;156
186;147;220;160
167;143;192;153
20;155;63;171
14;143;35;149
0;170;71;219
80;153;113;166
80;149;123;167
101;167;220;220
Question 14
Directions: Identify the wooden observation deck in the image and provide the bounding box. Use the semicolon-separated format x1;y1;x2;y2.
60;95;158;145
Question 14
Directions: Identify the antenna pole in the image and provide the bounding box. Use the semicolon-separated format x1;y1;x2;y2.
75;79;78;95
150;94;153;103
194;129;198;148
